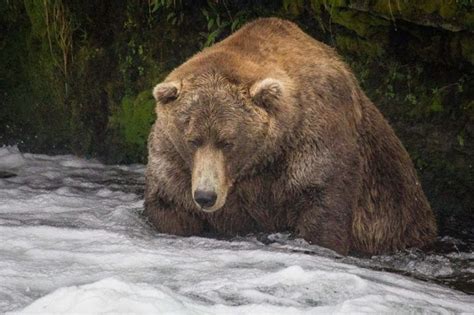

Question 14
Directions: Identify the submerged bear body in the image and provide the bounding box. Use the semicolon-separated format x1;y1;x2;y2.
144;18;437;255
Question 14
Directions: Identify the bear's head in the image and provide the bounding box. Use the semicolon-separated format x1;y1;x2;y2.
153;71;296;212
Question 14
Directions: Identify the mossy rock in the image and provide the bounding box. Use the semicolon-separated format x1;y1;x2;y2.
329;9;390;38
364;0;472;32
460;33;474;65
109;90;156;162
319;2;474;66
335;34;385;57
315;0;472;31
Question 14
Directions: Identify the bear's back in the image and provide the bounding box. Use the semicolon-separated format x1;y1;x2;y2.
168;18;344;85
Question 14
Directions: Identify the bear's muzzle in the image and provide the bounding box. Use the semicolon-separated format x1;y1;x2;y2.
192;145;229;212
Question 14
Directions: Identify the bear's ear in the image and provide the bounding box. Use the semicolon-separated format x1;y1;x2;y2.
249;78;283;110
153;81;181;104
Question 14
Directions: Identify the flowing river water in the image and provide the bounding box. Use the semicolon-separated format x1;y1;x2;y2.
0;146;472;313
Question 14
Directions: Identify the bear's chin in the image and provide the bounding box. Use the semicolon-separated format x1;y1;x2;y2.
194;199;226;213
200;207;221;213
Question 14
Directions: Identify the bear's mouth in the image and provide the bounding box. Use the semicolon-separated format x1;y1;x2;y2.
198;205;221;213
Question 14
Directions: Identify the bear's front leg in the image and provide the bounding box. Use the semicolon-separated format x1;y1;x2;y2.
296;183;356;255
144;195;205;236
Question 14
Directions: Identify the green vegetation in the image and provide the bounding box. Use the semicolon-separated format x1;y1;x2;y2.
0;0;472;236
109;91;156;163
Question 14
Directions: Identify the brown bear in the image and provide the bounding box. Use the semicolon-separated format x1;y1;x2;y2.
144;17;437;255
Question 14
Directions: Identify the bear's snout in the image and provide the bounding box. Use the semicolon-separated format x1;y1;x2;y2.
191;145;229;212
194;190;217;208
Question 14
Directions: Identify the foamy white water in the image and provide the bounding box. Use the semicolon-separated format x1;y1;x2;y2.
0;146;472;314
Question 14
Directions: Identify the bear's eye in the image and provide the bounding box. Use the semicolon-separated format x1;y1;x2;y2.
216;141;234;150
188;138;203;148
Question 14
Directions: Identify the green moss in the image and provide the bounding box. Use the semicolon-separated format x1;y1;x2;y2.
23;0;47;37
369;0;471;31
460;34;474;65
335;34;384;57
417;1;439;14
323;0;347;8
109;90;156;162
330;9;389;38
465;11;474;31
463;100;474;120
282;0;304;16
438;1;457;19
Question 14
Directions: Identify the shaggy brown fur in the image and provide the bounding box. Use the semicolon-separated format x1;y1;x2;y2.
144;18;437;255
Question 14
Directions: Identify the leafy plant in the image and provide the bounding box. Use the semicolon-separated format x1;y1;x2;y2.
198;1;248;47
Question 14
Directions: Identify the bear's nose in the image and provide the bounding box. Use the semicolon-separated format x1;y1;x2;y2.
194;190;217;208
